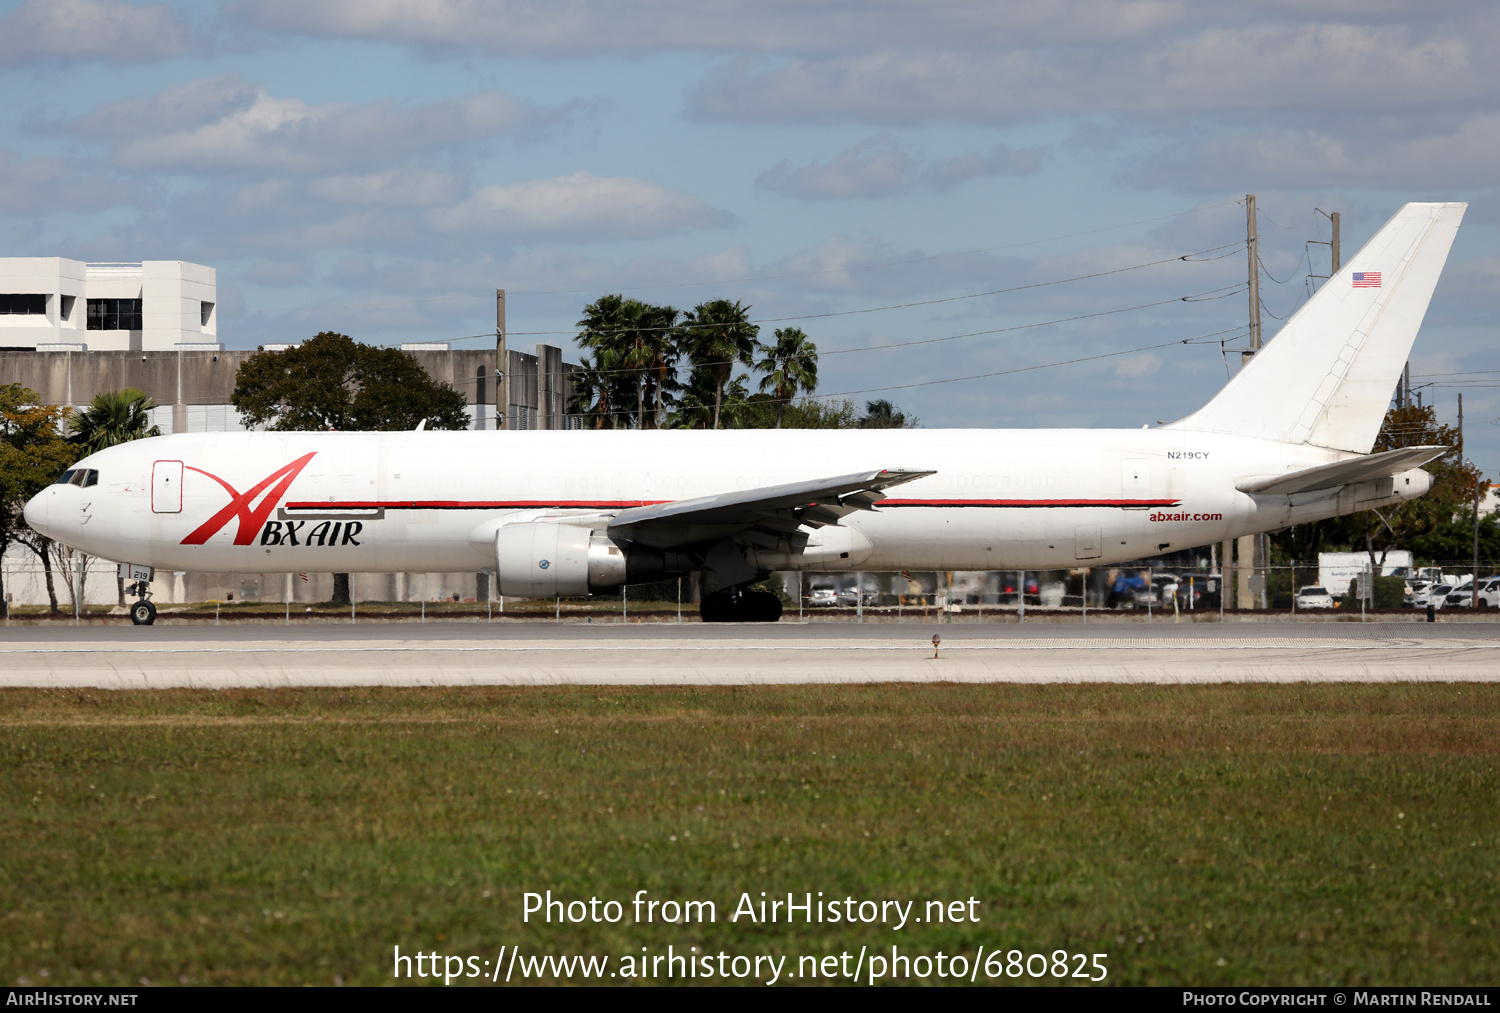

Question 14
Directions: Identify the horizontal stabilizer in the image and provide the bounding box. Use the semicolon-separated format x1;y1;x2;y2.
609;468;934;531
1236;446;1446;495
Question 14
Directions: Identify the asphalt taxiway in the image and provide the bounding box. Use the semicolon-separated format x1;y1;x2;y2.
1;621;1497;687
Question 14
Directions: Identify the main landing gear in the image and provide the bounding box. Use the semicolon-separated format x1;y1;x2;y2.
699;585;783;623
127;580;157;626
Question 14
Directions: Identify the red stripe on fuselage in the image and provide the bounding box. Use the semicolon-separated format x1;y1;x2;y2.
285;497;1181;510
284;500;672;510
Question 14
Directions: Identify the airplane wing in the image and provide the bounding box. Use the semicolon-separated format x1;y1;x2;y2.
1236;445;1446;496
605;468;934;549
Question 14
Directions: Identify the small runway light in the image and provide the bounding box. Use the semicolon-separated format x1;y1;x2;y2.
932;634;941;659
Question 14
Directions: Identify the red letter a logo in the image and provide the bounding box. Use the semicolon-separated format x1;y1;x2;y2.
180;452;318;546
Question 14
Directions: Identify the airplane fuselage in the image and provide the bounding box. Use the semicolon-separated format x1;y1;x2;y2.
27;428;1430;578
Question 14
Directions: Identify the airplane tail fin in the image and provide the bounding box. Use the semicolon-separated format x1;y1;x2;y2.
1169;202;1466;453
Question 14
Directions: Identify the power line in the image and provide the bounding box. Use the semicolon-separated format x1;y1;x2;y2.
568;324;1247;421
821;284;1246;356
568;284;1246;379
284;197;1247;316
451;241;1244;342
806;330;1242;402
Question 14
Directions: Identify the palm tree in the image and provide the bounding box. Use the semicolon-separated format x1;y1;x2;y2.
636;303;681;428
68;388;160;453
67;388;161;609
754;327;819;428
568;347;629;429
681;299;758;429
859;399;915;429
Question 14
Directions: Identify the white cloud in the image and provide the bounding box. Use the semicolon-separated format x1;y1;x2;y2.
63;78;568;174
0;0;197;63
922;145;1043;191
0;150;139;214
687;20;1494;125
758;139;1045;201
1129;113;1500;191
1113;352;1162;379
308;168;468;207
227;0;1194;57
426;171;736;240
758;140;915;201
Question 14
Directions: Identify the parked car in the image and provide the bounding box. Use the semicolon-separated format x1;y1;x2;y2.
1295;585;1335;609
837;588;879;607
998;574;1041;606
1150;573;1181;603
803;587;838;607
1446;577;1500;609
1415;583;1455;610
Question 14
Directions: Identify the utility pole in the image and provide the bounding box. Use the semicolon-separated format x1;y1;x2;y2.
496;289;508;430
1245;195;1262;361
1473;470;1483;610
1310;209;1341;284
1474;472;1484;610
1330;211;1340;273
1239;195;1263;609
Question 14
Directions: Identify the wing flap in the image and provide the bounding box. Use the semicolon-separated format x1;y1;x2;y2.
1236;445;1446;495
606;468;933;547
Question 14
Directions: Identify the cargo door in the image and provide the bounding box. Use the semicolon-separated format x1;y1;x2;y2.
1121;459;1150;502
1074;525;1102;560
152;460;182;513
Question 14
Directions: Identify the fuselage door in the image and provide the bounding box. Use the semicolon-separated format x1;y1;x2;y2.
1121;459;1150;501
1074;525;1102;560
152;460;183;514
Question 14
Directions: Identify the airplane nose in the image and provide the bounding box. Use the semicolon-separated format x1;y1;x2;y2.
22;488;50;536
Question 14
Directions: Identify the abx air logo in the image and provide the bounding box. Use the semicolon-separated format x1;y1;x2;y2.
180;453;319;546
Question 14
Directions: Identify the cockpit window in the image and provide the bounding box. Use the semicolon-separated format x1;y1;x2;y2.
55;470;76;485
55;469;98;487
81;470;98;487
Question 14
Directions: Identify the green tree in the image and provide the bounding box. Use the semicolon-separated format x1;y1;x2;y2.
637;303;682;428
568;346;632;430
0;385;76;618
754;327;819;428
68;388;162;607
232;332;471;432
1331;404;1481;571
576;295;681;428
67;388;160;454
681;299;758;429
233;333;470;604
858;399;919;429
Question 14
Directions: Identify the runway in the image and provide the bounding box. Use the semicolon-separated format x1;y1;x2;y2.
1;621;1497;687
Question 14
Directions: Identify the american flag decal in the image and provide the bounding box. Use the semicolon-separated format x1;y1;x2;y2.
1352;271;1382;288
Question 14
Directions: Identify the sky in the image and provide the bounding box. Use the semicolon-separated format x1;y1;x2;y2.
0;0;1496;475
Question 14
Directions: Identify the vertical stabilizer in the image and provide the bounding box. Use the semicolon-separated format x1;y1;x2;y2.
1170;202;1466;452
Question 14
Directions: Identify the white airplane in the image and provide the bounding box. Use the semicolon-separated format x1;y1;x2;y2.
25;202;1465;624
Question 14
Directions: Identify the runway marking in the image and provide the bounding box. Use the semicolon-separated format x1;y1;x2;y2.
1;638;1498;655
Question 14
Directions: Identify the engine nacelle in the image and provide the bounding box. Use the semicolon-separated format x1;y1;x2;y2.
494;522;668;597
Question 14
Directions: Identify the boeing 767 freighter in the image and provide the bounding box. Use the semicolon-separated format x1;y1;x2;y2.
24;203;1465;623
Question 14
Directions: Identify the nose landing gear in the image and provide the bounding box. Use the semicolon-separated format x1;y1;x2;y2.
127;581;157;626
699;585;783;623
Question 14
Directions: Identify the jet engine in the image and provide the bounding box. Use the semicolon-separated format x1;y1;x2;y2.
493;522;668;597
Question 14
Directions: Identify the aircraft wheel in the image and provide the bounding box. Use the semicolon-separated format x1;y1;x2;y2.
130;601;157;626
699;589;782;622
745;590;782;622
699;590;733;623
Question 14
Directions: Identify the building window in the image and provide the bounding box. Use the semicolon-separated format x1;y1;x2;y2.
0;294;46;315
201;301;214;327
87;298;143;330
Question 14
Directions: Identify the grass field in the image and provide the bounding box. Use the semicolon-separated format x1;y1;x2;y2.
2;684;1497;986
